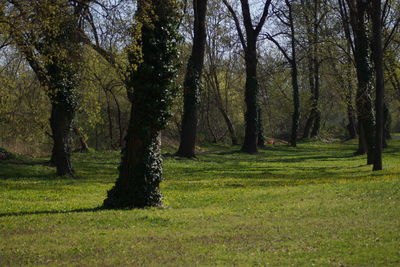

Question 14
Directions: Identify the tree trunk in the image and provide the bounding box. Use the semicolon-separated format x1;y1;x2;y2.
303;0;320;139
49;103;74;176
310;61;320;138
287;0;300;148
310;109;321;138
241;48;259;154
347;106;358;139
103;0;180;209
290;60;300;147
103;106;163;208
177;0;208;158
204;55;238;146
222;0;271;153
346;61;357;139
73;127;89;153
257;106;265;147
349;1;375;164
303;115;314;139
371;0;384;171
219;107;238;145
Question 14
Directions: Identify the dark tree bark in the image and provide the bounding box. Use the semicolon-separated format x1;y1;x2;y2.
176;0;208;158
223;0;272;154
346;0;375;163
242;45;260;153
370;0;384;171
289;58;300;148
46;52;80;175
49;102;75;176
103;0;180;209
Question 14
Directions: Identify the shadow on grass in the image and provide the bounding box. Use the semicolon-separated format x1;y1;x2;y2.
2;140;398;187
0;207;102;218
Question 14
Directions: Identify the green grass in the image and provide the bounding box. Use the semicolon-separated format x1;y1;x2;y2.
1;138;399;266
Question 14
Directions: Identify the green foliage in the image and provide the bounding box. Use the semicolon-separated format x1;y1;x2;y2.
0;53;50;154
1;139;399;265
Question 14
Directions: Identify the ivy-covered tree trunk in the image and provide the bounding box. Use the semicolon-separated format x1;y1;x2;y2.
176;0;208;158
103;0;180;209
46;56;79;176
103;107;164;208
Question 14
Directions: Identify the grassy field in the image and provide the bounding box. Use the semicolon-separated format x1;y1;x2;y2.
1;138;399;266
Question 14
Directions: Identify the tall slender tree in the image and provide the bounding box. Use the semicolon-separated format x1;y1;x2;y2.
370;0;384;171
222;0;272;153
176;0;208;158
266;0;300;147
103;0;181;209
302;0;323;139
340;0;375;163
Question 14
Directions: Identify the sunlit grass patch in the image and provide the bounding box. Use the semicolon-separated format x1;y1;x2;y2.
1;139;399;266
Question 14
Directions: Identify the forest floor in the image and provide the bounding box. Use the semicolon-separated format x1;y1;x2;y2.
0;137;399;266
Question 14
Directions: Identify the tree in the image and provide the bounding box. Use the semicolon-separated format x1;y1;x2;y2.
340;0;375;163
370;0;384;171
266;0;301;147
102;0;181;209
202;0;241;146
222;0;272;153
302;0;324;139
2;0;83;175
176;0;208;158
